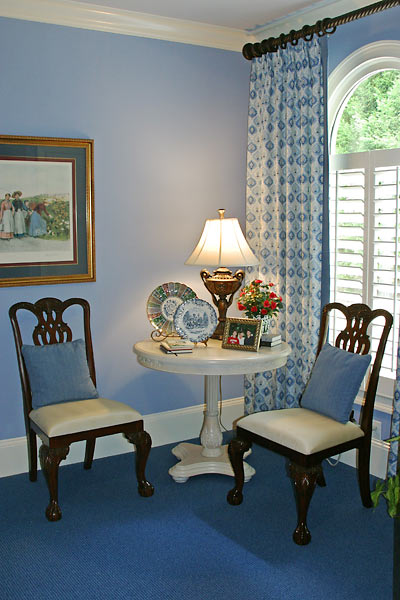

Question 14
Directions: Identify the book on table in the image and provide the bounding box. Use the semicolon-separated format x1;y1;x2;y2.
260;333;282;347
160;339;193;354
161;339;194;350
261;340;282;347
262;333;281;343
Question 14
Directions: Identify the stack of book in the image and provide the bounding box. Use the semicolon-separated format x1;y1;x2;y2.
260;333;282;347
160;339;194;354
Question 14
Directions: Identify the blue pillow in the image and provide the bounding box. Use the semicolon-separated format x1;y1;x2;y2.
301;343;371;424
22;339;99;410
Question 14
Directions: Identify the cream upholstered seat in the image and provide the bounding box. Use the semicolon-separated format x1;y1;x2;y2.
30;398;142;437
238;408;364;455
9;297;154;522
227;303;393;546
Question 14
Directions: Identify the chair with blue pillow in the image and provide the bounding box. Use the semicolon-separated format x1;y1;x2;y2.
9;297;154;521
227;303;393;545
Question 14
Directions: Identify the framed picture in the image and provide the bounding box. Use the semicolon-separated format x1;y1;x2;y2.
222;317;262;352
0;135;95;287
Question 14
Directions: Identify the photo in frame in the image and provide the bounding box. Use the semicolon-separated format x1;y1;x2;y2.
222;317;262;352
0;135;95;287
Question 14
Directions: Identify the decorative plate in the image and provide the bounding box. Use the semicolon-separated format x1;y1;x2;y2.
146;282;197;336
173;298;217;343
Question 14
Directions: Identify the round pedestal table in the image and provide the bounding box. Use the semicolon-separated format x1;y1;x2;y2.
133;339;291;483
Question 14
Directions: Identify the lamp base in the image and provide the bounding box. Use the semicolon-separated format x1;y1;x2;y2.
200;268;244;340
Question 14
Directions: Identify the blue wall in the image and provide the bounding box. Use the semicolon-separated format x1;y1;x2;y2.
327;5;400;74
0;17;250;440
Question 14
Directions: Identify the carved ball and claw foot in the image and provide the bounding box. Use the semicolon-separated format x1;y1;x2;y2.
227;438;251;507
227;488;243;505
125;430;154;498
289;462;322;546
46;500;63;522
137;480;154;497
39;444;70;522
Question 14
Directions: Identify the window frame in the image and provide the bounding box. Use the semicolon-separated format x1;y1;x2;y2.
329;40;400;153
328;41;400;404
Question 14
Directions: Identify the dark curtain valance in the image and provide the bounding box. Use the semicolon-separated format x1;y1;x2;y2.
243;0;400;60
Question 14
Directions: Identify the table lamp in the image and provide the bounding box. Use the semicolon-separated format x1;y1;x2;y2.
185;209;258;339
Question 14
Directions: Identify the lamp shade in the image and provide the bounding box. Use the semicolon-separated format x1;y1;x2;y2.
185;211;258;268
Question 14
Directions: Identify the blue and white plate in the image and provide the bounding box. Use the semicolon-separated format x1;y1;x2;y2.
146;282;197;336
173;298;217;343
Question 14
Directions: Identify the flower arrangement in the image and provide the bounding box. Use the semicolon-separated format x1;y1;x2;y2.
237;279;283;320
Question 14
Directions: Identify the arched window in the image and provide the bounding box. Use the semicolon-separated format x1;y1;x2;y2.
329;42;400;395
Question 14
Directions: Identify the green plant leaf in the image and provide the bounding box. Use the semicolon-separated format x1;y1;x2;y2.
384;476;400;518
371;480;386;508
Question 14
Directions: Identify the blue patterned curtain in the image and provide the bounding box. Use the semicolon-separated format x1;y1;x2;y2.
388;338;400;477
244;38;327;414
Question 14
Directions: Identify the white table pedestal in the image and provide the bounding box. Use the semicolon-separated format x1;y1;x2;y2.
168;374;255;483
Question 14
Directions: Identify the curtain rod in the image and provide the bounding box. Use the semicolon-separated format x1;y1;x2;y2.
242;0;400;60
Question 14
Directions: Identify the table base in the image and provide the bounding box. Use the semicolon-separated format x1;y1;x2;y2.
168;442;255;483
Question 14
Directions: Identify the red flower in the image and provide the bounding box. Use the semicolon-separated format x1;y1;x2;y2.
279;296;282;301
261;308;267;315
269;282;274;286
271;301;277;310
263;300;270;307
254;279;263;284
238;303;245;311
269;291;277;299
251;306;258;313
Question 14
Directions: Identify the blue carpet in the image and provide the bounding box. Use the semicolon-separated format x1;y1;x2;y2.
0;436;392;600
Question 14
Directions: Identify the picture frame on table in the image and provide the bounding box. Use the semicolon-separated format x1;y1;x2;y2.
0;135;95;287
222;317;262;352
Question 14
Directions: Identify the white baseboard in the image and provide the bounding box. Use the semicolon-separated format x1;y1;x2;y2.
337;438;389;479
0;397;244;478
0;397;389;480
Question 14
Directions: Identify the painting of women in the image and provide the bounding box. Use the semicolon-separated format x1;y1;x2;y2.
28;202;49;237
0;193;14;240
12;191;27;238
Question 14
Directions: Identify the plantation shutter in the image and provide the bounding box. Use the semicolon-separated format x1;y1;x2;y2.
372;162;400;376
329;149;400;385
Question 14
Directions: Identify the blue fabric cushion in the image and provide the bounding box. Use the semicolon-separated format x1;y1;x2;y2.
22;339;99;409
301;343;371;424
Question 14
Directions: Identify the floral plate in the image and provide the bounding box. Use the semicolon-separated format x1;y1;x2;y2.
146;282;197;336
173;298;217;343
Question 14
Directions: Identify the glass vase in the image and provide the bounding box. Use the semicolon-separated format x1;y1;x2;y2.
260;315;272;336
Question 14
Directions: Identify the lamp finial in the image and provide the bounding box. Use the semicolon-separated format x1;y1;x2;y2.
218;209;225;219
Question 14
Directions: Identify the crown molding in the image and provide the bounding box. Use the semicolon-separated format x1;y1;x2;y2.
0;0;254;52
251;0;378;41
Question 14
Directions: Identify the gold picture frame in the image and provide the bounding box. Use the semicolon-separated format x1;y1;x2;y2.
222;317;262;352
0;135;95;287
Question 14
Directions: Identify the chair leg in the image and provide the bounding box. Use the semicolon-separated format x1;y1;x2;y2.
289;462;322;545
125;430;154;497
227;438;252;506
84;438;96;470
27;428;37;482
317;468;326;487
39;444;70;522
357;442;372;508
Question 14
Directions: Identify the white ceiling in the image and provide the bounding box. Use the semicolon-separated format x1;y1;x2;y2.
70;0;350;32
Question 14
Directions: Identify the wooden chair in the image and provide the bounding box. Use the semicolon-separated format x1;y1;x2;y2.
9;297;154;521
227;303;393;545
